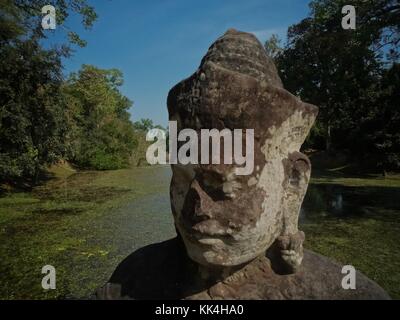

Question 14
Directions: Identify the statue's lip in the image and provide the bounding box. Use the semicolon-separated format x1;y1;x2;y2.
188;228;232;247
197;238;226;246
179;217;234;243
191;219;233;237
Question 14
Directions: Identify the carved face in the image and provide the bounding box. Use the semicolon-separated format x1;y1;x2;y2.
169;103;316;267
168;30;318;267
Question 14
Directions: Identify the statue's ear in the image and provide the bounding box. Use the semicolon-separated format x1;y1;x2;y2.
288;152;311;188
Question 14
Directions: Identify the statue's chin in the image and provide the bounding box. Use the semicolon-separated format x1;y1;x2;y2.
176;222;276;268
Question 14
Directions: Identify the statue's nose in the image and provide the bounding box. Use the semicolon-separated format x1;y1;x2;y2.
182;180;215;223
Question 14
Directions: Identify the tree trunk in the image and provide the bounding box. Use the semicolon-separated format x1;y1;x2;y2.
326;124;331;151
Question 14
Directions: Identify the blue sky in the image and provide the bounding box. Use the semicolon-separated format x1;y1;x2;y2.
46;0;311;127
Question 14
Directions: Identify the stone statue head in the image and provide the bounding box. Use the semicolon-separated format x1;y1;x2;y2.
167;29;318;271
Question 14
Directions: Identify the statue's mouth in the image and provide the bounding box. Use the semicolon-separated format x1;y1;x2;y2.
185;228;233;248
180;216;233;243
192;219;233;237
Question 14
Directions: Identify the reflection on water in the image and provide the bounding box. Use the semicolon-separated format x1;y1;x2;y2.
331;194;343;211
300;183;400;224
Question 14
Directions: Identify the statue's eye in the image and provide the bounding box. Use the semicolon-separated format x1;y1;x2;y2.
196;170;227;201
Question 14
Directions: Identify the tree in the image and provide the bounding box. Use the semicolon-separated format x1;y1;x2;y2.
0;38;67;184
0;0;98;185
378;63;400;172
354;63;400;174
276;0;397;158
3;0;97;50
264;34;283;61
133;119;155;132
62;65;136;170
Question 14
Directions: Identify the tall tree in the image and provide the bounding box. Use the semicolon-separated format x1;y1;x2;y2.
264;34;283;61
276;0;398;155
354;63;400;174
62;65;136;170
0;38;66;184
0;0;97;185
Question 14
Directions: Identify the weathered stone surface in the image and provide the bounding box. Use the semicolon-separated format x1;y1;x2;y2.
96;237;390;300
168;28;317;271
97;29;390;300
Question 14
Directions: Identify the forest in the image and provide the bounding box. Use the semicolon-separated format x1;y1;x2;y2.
265;0;399;175
0;0;159;189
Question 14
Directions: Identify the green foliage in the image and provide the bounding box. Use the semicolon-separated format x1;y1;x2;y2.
89;151;125;171
0;0;26;41
11;0;97;50
275;0;400;171
131;118;167;166
0;0;156;183
0;0;100;185
303;121;327;150
62;65;136;170
264;34;282;60
0;38;67;184
352;63;400;172
378;63;400;170
133;118;163;131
